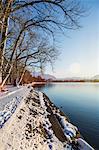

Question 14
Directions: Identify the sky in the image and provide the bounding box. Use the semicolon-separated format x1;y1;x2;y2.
46;0;99;78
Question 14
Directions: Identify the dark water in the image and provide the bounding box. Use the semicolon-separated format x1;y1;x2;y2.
35;82;99;149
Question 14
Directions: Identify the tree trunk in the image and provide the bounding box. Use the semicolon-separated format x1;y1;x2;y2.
18;69;26;85
0;0;11;84
0;65;13;90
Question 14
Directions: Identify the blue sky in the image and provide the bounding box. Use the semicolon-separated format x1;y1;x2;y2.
46;0;99;78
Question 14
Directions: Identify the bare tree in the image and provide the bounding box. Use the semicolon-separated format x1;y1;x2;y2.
14;36;58;85
0;0;84;89
0;0;14;84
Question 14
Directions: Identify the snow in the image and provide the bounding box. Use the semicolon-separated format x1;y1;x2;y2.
76;138;94;150
0;86;22;110
0;87;94;150
0;89;67;150
59;115;77;141
0;85;21;97
39;91;46;108
0;86;31;128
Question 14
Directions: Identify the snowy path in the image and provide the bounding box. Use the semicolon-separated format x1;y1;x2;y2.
0;86;31;128
0;89;67;150
0;86;29;111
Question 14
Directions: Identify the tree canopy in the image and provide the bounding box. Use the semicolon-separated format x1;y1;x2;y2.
0;0;84;87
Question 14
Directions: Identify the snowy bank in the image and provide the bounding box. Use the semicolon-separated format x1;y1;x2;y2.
0;88;94;150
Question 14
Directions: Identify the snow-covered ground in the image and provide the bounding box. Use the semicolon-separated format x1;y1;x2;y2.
0;86;30;111
0;86;94;150
0;89;67;150
0;86;31;128
0;85;22;97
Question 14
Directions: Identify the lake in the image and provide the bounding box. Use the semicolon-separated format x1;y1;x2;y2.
35;82;99;149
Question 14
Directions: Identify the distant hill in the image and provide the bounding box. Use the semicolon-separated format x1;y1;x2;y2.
91;75;99;80
33;72;56;81
32;73;99;82
56;77;85;81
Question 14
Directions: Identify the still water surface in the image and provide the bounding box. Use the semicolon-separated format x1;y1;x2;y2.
35;82;99;149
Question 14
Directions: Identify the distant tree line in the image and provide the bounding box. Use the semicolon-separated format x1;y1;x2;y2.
0;0;84;89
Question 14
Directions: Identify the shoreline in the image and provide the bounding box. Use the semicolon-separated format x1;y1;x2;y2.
0;87;94;149
31;81;99;85
31;82;99;88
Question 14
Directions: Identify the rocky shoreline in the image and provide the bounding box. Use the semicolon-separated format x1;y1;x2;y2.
0;87;94;150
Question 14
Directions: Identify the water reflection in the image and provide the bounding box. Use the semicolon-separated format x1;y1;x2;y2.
34;82;99;149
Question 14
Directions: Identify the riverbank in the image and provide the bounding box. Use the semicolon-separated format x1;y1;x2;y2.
0;86;94;149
